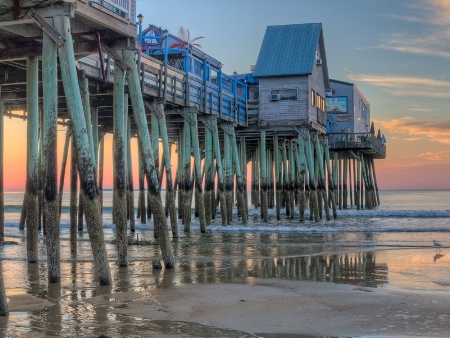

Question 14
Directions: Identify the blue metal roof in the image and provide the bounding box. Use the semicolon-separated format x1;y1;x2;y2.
253;23;322;77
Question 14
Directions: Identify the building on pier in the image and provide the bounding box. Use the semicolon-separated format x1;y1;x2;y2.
326;79;386;160
252;23;329;133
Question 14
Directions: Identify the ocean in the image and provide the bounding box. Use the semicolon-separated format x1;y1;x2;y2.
0;189;449;336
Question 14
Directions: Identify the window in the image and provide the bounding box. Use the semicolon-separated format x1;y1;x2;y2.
193;59;203;77
311;89;316;106
271;89;297;101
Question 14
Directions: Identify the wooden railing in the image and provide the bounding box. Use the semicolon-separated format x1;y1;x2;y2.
88;0;135;20
327;132;386;157
78;53;248;126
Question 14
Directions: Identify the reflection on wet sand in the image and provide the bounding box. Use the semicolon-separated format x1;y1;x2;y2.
0;230;447;336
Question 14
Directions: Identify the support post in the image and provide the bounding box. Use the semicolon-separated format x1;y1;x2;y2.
304;132;319;222
224;128;233;224
188;109;206;232
204;122;213;226
55;16;112;284
42;31;60;282
181;121;192;231
126;115;135;231
260;131;268;222
123;49;174;267
210;116;227;225
113;58;128;267
137;141;146;224
70;137;78;254
26;56;40;263
156;106;178;237
229;126;247;224
273;136;281;220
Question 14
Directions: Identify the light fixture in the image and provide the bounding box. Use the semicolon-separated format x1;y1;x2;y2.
137;13;144;23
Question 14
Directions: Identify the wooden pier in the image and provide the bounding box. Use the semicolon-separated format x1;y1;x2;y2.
0;2;386;314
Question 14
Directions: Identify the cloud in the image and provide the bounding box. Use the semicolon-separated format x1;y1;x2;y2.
418;151;450;161
372;117;450;144
347;74;450;98
374;0;450;57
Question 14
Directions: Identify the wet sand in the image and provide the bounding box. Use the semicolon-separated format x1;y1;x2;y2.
0;226;449;336
2;277;449;337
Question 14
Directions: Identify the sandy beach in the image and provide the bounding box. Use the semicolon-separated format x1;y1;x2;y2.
3;277;449;337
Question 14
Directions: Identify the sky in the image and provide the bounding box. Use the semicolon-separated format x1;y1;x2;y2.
134;0;450;190
3;0;450;191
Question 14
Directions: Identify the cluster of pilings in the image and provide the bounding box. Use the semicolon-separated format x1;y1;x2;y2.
0;17;176;312
0;18;382;318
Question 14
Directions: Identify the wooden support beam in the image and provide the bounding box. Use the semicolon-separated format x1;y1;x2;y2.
26;56;39;263
123;49;174;267
189;109;207;232
224;127;233;224
55;16;112;284
126;115;135;232
70;136;78;254
113;57;128;267
204;122;213;226
42;31;61;282
153;102;177;237
260;131;268;222
210;116;227;225
229;125;247;224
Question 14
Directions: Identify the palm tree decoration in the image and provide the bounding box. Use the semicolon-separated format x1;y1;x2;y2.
170;26;204;50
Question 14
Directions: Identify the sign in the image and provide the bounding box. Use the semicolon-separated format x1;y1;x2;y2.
326;96;347;114
142;27;163;48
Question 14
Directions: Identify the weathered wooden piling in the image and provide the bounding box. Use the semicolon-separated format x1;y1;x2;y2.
126;116;135;231
343;154;348;209
204;122;214;226
229;126;247;224
260;131;268;222
0;267;7;316
223;126;234;224
26;56;40;263
210;116;227;225
99;134;105;212
187;110;206;232
151;102;177;237
181;119;192;231
273;136;281;221
112;56;128;267
137;142;146;224
42;31;60;282
313;135;330;220
150;103;161;237
323;138;337;218
70;137;78;254
55;16;111;284
123;48;174;267
304;132;319;222
288;139;295;219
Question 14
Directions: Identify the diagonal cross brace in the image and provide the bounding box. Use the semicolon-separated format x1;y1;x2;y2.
102;45;133;73
28;9;66;47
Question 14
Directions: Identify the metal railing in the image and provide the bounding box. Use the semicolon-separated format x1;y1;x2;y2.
327;132;386;157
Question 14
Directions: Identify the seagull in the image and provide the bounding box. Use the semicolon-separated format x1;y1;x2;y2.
433;240;443;252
